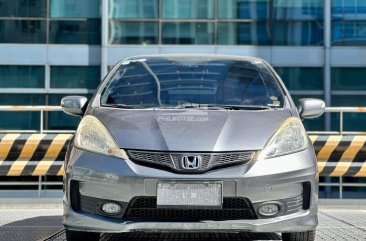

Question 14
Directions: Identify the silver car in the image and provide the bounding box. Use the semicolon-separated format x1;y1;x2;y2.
61;55;324;241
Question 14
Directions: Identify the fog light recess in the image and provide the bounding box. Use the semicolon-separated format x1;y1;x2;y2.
257;202;280;217
101;202;122;215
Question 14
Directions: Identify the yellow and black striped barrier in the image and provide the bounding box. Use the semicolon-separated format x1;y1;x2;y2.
310;135;366;177
1;133;366;177
0;133;72;176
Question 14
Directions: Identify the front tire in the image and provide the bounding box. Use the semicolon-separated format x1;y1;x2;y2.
66;229;100;241
282;230;316;241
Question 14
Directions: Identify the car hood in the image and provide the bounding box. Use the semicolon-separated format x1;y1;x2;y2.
92;108;292;152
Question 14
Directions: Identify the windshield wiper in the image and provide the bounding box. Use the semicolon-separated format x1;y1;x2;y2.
218;104;273;110
172;103;273;110
101;104;146;109
102;103;274;110
174;103;226;110
175;103;200;108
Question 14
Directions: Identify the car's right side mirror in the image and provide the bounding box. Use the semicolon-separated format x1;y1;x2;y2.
297;98;325;119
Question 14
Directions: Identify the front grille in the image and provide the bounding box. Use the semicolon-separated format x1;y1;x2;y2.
127;150;255;173
127;151;174;169
123;197;257;221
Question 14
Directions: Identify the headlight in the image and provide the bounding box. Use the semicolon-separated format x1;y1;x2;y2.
258;117;308;159
74;115;128;159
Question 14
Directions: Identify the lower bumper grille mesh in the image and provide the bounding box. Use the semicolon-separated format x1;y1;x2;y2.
123;197;257;221
285;195;303;215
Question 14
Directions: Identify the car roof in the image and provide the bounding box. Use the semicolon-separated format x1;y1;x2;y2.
123;54;264;63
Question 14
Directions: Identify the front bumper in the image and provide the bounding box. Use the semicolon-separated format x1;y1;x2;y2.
63;147;318;233
64;208;317;233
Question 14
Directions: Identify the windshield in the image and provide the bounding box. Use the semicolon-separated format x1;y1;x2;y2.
100;57;284;109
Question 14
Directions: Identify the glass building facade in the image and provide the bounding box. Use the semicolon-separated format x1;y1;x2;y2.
1;0;366;197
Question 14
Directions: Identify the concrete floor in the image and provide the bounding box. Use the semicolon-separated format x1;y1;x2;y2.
1;204;366;241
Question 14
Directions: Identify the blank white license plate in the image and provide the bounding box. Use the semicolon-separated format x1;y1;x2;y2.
157;182;222;208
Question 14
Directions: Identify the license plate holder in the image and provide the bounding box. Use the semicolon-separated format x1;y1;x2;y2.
156;182;222;209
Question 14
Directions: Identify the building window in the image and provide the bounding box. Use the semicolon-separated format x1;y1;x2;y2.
275;67;323;91
218;0;269;19
272;21;324;46
49;0;101;44
0;66;45;88
332;21;366;46
218;21;323;46
50;66;100;89
0;0;47;43
0;20;46;43
332;0;366;45
162;22;215;44
271;0;324;20
109;21;158;44
218;0;323;20
218;22;271;45
110;0;158;19
49;20;100;44
162;0;214;19
332;0;366;20
217;0;323;46
109;0;324;45
332;67;366;90
0;0;101;44
0;0;47;17
50;0;100;18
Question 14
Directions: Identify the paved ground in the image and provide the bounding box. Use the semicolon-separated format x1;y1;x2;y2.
0;208;63;241
1;207;366;241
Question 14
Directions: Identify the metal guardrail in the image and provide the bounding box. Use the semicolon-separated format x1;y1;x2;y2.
309;107;366;135
0;105;74;134
0;105;366;199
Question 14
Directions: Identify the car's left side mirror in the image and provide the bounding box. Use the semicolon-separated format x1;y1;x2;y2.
61;96;88;116
297;98;325;119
